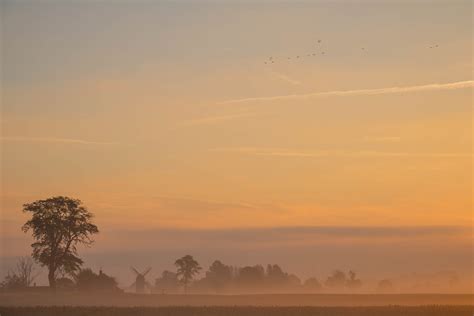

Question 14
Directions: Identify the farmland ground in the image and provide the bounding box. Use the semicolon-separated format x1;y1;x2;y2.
0;293;473;307
0;306;473;316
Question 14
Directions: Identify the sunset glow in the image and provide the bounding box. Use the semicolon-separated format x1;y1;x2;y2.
1;0;472;294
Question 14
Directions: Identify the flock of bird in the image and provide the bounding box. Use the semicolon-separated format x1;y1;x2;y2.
263;39;440;65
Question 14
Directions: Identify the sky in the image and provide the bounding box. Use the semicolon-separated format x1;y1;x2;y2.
0;0;472;291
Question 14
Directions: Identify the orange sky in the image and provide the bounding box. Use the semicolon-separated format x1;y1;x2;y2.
1;0;472;290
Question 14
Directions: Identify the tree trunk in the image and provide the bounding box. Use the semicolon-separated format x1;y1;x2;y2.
48;268;56;290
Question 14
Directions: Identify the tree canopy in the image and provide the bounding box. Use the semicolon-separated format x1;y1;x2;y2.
175;255;202;294
22;196;99;289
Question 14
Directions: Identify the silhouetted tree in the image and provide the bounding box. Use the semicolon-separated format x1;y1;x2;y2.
75;268;119;291
0;257;39;290
236;265;265;290
0;273;25;290
325;270;347;289
266;264;287;285
205;260;233;293
264;264;301;291
22;196;99;289
346;270;362;290
175;255;201;294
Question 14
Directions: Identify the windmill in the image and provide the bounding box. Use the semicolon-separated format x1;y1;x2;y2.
130;266;152;294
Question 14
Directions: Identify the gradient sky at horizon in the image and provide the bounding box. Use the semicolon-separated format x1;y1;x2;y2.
1;0;472;289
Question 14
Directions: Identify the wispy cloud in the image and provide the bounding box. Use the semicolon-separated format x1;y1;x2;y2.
268;71;301;86
219;80;473;105
1;136;119;145
212;147;473;158
179;112;255;127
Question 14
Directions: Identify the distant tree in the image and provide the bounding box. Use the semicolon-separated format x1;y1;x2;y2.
346;270;362;290
265;264;301;291
75;268;119;291
266;264;287;285
376;279;394;293
22;196;99;289
0;273;25;290
205;260;233;293
155;270;180;294
15;257;39;287
175;255;201;294
0;257;39;290
303;277;322;292
325;270;347;289
236;265;265;290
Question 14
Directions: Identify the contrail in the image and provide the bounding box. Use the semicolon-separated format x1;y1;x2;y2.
219;80;473;105
212;147;473;158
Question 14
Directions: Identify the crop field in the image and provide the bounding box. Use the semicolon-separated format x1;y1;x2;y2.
0;306;473;316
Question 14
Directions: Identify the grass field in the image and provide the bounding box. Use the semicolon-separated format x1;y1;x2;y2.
0;306;473;316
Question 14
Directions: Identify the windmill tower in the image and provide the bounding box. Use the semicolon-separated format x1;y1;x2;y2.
130;267;152;294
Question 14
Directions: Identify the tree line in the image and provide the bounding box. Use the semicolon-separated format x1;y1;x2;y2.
152;258;365;294
1;196;393;294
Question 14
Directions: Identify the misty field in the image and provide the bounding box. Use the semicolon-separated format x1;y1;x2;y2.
1;306;473;316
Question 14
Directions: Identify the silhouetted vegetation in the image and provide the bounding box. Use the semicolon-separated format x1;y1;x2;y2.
75;268;120;292
1;196;465;296
175;255;201;294
153;259;363;294
203;260;233;293
22;196;98;289
324;270;362;292
0;257;39;290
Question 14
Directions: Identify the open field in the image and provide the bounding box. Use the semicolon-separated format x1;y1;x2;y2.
0;293;472;307
0;306;473;316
